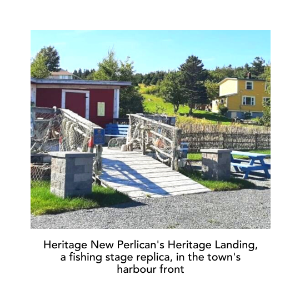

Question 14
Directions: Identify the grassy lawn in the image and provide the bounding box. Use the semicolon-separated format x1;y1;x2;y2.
187;149;271;161
180;169;256;191
187;153;203;161
31;181;131;216
141;93;232;125
232;149;271;159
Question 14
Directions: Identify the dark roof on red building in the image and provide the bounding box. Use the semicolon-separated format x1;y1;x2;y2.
31;78;131;87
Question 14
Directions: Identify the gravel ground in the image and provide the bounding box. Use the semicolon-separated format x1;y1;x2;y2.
31;189;270;229
31;159;271;229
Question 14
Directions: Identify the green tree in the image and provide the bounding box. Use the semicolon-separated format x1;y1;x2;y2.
208;65;235;82
94;51;143;117
250;57;265;78
31;53;50;78
86;69;95;80
73;69;79;79
38;46;60;72
179;55;208;115
204;80;219;102
260;64;271;126
133;73;143;86
94;50;119;81
78;68;82;78
160;71;185;113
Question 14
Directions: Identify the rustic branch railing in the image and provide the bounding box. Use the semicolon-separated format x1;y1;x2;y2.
31;107;103;182
127;114;181;170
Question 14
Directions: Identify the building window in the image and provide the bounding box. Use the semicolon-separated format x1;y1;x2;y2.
242;96;255;106
263;97;270;106
246;81;253;90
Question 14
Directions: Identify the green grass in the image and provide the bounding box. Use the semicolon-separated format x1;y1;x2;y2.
141;93;232;125
31;181;131;216
187;153;202;161
187;149;270;161
180;169;256;191
233;149;271;159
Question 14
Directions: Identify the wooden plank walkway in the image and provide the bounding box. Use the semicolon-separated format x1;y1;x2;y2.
99;148;210;199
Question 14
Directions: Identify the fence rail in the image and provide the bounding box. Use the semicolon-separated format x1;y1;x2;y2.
127;114;181;170
180;124;270;152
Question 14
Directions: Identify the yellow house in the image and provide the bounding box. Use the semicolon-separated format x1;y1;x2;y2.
212;76;270;119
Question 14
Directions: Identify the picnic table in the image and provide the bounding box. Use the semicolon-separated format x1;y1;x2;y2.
231;151;271;179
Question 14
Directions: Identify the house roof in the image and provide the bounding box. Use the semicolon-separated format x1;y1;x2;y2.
50;69;73;76
218;77;266;85
31;78;132;87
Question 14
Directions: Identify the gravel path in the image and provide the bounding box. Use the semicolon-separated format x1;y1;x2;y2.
31;188;270;229
32;158;271;229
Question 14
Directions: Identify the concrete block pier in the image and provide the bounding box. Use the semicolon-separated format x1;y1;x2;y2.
49;151;94;198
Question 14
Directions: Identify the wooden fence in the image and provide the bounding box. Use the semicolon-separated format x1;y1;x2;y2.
179;123;270;152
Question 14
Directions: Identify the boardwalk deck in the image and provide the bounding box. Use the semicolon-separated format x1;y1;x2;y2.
99;148;210;199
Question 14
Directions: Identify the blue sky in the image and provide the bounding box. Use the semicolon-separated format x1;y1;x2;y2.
31;30;270;74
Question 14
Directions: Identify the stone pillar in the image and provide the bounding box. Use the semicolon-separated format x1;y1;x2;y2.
49;151;94;198
200;149;231;180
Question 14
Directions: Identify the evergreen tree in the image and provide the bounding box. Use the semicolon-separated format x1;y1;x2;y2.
78;68;83;79
160;71;185;113
93;50;119;80
251;57;265;78
133;73;143;86
94;51;143;117
73;69;80;80
38;46;60;72
31;53;50;78
179;55;208;115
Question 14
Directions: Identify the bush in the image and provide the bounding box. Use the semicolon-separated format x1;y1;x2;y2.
140;84;160;95
243;112;252;119
218;104;228;116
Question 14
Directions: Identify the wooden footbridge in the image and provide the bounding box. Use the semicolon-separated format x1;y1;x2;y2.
31;108;210;199
98;114;211;199
100;148;210;199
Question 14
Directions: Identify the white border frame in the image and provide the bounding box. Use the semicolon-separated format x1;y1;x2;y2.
242;95;255;106
245;81;254;90
263;96;270;105
61;89;90;120
113;88;120;118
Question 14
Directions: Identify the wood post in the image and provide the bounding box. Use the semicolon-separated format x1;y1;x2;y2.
255;133;258;150
127;115;133;151
142;120;146;155
172;128;181;171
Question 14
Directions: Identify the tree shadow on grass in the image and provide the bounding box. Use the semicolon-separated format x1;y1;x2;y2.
179;111;231;123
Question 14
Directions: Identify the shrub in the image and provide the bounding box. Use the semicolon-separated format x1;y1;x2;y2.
243;112;252;119
218;104;228;116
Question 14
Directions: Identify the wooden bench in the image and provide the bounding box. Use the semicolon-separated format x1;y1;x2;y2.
105;124;129;148
105;124;129;138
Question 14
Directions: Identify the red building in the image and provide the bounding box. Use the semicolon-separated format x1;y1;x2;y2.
31;78;131;128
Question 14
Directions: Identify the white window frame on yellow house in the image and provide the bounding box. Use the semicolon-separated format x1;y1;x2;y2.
245;81;253;90
263;97;270;105
242;96;255;106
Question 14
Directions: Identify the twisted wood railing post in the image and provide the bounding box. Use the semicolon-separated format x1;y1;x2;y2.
127;114;133;151
172;128;181;170
142;119;146;155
